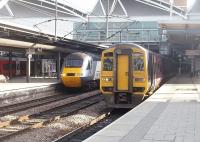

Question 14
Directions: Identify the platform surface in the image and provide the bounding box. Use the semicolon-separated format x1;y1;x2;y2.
0;77;59;93
84;75;200;142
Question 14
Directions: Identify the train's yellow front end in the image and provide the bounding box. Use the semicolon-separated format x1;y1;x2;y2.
100;44;148;108
61;68;82;88
60;53;85;88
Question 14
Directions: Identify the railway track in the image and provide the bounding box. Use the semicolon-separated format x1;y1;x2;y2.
0;90;102;141
0;93;72;117
53;109;128;142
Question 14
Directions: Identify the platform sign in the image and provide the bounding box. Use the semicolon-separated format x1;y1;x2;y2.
185;50;200;56
26;48;35;55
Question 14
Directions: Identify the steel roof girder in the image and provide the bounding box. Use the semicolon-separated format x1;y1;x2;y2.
136;0;187;19
0;0;9;9
13;1;55;17
100;0;106;15
13;0;75;16
5;4;14;17
118;0;128;16
16;0;88;21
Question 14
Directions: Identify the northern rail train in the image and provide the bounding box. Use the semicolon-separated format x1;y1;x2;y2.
60;52;101;88
100;43;176;108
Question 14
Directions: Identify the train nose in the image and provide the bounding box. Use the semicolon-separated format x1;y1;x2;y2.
61;68;83;88
61;76;81;87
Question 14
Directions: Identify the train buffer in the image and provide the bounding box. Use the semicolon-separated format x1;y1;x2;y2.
84;75;200;142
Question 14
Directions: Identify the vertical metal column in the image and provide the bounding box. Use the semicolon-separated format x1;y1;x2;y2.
57;52;61;79
9;49;12;78
34;55;37;77
26;54;32;83
148;30;150;51
119;31;122;43
55;0;58;41
106;0;109;40
170;0;173;17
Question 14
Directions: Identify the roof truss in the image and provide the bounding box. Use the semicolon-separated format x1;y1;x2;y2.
135;0;187;19
11;0;88;21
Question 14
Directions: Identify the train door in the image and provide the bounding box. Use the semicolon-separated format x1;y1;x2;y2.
117;55;129;90
16;60;20;76
114;48;133;104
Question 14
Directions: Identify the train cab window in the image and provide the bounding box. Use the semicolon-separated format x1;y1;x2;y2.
104;52;113;57
65;59;83;68
103;58;113;71
133;57;144;71
133;52;144;71
87;61;92;70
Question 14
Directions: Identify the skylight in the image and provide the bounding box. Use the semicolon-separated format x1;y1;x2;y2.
56;0;98;14
187;0;196;10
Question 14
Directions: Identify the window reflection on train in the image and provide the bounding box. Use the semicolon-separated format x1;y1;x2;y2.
103;58;113;71
133;53;144;71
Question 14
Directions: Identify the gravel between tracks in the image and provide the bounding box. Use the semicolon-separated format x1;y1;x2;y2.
0;90;99;122
1;101;106;142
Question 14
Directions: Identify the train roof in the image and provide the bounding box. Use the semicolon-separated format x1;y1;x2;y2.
106;43;160;55
106;43;146;52
65;52;100;60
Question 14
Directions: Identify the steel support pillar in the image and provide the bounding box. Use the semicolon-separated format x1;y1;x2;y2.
26;54;32;83
9;49;12;78
57;52;61;80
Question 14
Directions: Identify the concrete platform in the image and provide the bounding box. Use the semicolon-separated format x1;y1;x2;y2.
84;75;200;142
0;77;60;99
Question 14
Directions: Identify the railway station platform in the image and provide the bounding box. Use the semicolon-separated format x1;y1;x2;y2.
84;75;200;142
0;77;60;99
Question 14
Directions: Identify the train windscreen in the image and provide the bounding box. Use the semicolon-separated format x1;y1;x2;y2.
65;59;83;67
102;52;113;71
103;58;113;71
133;52;144;71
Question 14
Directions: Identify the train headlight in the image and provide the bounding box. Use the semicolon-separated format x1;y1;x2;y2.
61;74;66;76
102;77;112;82
75;73;83;77
135;78;145;82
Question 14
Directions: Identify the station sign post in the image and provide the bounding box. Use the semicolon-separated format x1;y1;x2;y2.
26;48;35;83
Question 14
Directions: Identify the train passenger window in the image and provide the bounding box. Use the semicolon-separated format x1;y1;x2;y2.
65;59;83;67
103;58;113;71
133;57;144;71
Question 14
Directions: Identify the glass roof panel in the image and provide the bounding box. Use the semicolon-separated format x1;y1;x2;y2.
187;0;196;10
57;0;98;14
